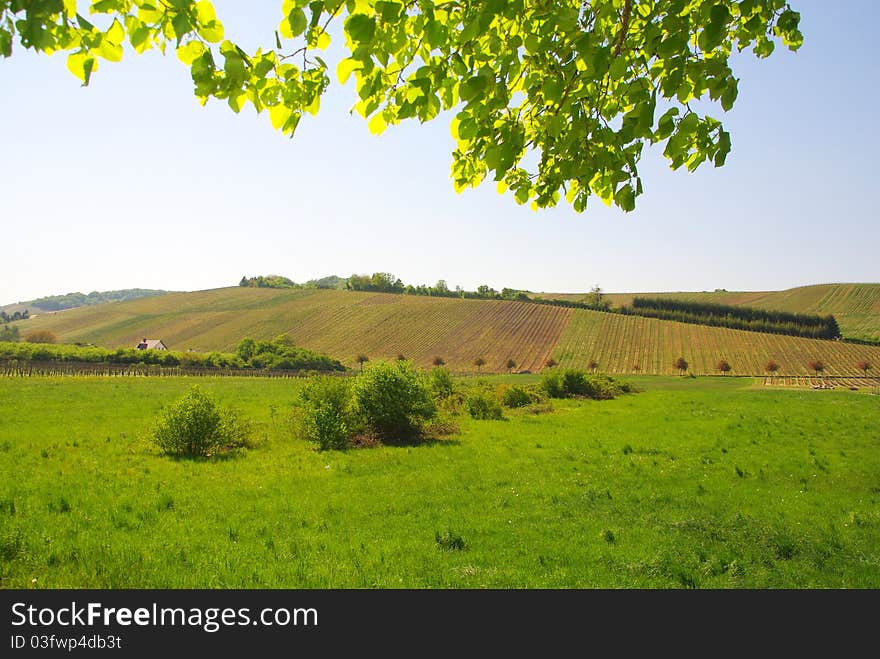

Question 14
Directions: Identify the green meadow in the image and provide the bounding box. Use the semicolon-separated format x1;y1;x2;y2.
1;375;878;588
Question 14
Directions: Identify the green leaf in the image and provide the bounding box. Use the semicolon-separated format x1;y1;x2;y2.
172;13;192;42
0;30;11;58
66;52;97;85
336;58;362;85
655;107;679;140
608;57;627;81
76;13;95;31
195;1;217;24
720;80;738;111
614;185;635;212
305;93;320;116
199;22;225;43
368;112;387;135
129;24;152;53
677;112;699;136
280;9;307;39
177;40;206;65
98;39;123;62
313;29;331;50
714;130;731;167
346;14;376;43
269;104;292;130
106;18;125;45
460;76;488;103
228;91;246;113
376;1;403;23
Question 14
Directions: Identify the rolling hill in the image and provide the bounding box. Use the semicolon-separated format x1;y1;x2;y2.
0;288;170;315
548;284;880;342
10;286;880;377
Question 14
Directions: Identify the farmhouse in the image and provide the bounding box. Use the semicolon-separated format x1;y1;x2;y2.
136;338;167;351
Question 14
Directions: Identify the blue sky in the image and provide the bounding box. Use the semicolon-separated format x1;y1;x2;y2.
1;1;877;304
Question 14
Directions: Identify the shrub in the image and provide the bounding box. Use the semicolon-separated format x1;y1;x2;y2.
540;370;565;398
466;391;504;420
435;529;467;551
584;373;630;399
522;402;554;415
0;325;19;342
24;329;57;344
541;369;629;400
499;384;532;408
424;419;461;437
152;386;251;457
293;376;355;451
430;366;455;399
353;360;436;442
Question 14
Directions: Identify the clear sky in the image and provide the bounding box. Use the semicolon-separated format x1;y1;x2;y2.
1;1;877;304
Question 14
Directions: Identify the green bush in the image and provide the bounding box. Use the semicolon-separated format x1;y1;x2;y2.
353;360;436;442
541;369;630;400
466;391;504;420
584;373;631;399
152;386;251;457
430;366;455;399
293;376;355;451
539;369;565;398
498;384;533;408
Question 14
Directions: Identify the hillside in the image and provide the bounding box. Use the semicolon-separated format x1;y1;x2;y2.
1;288;170;314
10;287;880;376
548;284;880;342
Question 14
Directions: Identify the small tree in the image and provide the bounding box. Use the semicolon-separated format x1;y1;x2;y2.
429;367;454;399
24;329;57;344
765;360;780;374
856;360;871;376
716;360;731;375
356;354;369;371
506;358;517;372
632;363;641;372
0;325;20;342
587;359;599;372
807;360;825;376
586;285;611;309
544;357;558;369
353;360;436;442
473;357;486;372
236;337;257;362
294;377;354;451
152;386;250;457
432;356;446;367
674;357;689;376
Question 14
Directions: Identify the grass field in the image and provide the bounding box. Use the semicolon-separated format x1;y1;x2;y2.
1;375;878;588
550;283;880;342
11;287;880;376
